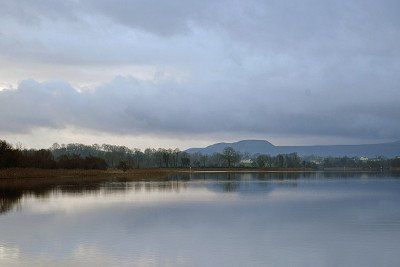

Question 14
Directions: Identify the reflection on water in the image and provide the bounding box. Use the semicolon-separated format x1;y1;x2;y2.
1;172;400;266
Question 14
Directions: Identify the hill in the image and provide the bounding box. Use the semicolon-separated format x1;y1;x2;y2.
186;140;400;157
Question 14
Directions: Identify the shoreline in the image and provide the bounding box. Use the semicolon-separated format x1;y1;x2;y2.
0;168;398;195
0;167;396;180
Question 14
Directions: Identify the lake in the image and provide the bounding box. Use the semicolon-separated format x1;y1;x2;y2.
1;172;400;266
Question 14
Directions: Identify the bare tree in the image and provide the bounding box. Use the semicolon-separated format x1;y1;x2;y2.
222;147;240;168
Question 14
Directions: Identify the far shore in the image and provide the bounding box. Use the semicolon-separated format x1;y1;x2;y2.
1;167;397;181
0;168;398;192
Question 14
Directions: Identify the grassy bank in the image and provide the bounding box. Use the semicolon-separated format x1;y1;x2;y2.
0;168;181;188
1;167;389;184
0;167;388;180
0;168;180;179
0;169;180;199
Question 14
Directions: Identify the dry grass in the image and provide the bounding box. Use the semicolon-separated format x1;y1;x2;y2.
0;168;178;179
0;168;182;188
0;167;315;180
0;167;317;187
0;167;383;188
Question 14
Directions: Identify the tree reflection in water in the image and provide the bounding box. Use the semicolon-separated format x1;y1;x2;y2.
1;171;395;215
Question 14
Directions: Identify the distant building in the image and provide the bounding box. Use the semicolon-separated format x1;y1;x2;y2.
240;159;253;167
360;156;369;161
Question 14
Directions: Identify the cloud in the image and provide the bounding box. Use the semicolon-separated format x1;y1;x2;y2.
0;0;399;144
0;75;399;141
84;0;210;36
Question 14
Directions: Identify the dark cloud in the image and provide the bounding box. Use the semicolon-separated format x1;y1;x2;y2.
84;0;209;36
1;77;399;141
0;0;78;25
0;0;399;143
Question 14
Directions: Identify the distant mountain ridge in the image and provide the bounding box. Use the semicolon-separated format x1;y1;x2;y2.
186;140;400;157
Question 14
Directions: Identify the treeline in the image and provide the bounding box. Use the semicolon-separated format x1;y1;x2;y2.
320;156;400;170
1;139;400;170
0;140;107;169
50;144;305;169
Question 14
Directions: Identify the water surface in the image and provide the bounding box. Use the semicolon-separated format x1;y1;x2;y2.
1;172;400;266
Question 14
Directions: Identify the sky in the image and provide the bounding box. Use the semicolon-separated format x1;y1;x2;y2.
0;0;399;149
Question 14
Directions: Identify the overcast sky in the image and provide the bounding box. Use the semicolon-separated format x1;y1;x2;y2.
1;0;399;149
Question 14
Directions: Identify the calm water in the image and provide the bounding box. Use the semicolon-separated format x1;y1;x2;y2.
1;172;400;266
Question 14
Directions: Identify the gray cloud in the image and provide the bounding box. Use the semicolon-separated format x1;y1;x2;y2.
84;0;209;36
1;76;399;141
0;0;399;143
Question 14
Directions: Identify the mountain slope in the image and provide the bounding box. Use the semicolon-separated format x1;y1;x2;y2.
186;140;275;155
186;140;400;157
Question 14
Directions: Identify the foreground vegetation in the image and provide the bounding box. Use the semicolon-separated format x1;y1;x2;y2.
1;139;400;174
